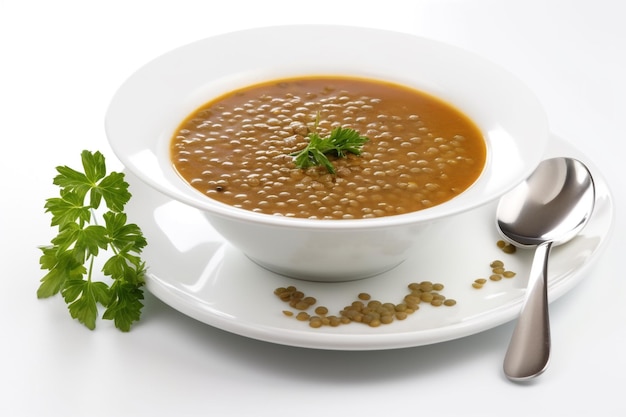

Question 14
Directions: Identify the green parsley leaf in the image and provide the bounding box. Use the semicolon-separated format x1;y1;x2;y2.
103;211;147;254
53;150;131;212
44;189;92;229
290;121;369;174
38;150;147;331
62;279;111;330
37;248;86;298
103;280;145;332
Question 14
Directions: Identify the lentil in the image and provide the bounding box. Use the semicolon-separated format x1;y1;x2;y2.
314;306;329;315
171;76;486;219
395;311;409;320
309;318;323;328
296;312;310;321
490;260;504;268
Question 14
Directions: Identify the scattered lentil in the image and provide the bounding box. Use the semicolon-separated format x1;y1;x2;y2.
296;312;310;321
472;282;484;289
278;241;521;325
395;311;409;320
472;251;518;289
497;239;517;254
314;306;329;315
275;281;456;329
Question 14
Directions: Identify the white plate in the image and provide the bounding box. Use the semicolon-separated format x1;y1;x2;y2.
125;135;613;350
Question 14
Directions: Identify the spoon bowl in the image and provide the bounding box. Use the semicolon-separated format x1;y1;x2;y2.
496;157;595;381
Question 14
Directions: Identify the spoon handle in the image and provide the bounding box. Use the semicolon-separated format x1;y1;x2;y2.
503;241;552;381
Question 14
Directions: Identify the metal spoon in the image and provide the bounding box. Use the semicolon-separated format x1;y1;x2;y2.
496;157;595;381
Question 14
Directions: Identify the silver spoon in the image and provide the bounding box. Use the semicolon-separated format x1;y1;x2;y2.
496;157;595;381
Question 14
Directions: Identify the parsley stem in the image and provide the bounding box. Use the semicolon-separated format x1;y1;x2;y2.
87;255;94;283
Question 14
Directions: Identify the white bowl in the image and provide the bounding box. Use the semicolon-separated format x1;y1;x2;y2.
105;25;549;281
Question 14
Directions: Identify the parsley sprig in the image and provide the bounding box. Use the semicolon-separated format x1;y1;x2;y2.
291;119;369;174
38;150;147;331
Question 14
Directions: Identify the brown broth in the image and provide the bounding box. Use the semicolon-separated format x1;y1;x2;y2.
170;76;486;219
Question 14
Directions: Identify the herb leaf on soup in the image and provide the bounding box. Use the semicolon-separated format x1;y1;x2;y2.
291;124;369;174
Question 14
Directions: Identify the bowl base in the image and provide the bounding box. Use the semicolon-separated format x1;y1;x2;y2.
247;255;406;282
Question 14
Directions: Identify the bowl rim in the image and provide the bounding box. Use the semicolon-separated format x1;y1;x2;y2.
105;24;549;231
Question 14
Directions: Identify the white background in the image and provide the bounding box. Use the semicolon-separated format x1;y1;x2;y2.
1;1;624;416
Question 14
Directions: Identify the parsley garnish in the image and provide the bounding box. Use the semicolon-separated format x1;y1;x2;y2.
38;150;147;331
290;119;369;174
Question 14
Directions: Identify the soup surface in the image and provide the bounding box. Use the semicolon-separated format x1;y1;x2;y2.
170;76;486;219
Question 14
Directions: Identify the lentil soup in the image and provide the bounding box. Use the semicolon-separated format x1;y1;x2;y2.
170;76;486;219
